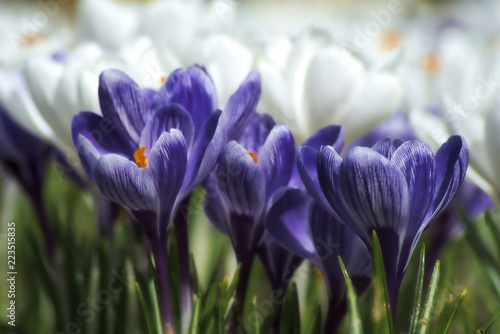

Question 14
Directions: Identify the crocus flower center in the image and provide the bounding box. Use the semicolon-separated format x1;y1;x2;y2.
422;53;440;74
379;29;401;52
160;76;166;83
248;151;258;163
134;146;148;168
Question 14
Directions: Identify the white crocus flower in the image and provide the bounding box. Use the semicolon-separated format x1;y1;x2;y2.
0;68;55;143
188;33;254;105
140;0;199;59
257;29;403;143
77;0;140;50
0;1;73;68
407;28;500;201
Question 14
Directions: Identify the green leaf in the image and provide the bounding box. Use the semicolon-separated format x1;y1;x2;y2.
252;296;261;334
433;289;466;334
134;282;154;334
280;282;301;334
484;210;500;261
477;306;500;333
410;245;426;334
371;231;394;334
304;306;322;334
222;264;241;314
416;260;440;334
339;256;364;334
149;279;164;334
189;297;201;334
461;211;500;300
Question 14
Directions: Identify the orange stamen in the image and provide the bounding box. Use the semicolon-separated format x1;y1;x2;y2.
134;146;149;168
160;76;166;83
422;53;440;75
379;29;401;52
248;151;258;164
19;31;45;47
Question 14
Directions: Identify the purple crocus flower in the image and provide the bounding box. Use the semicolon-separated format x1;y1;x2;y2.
71;66;260;327
0;102;56;260
298;135;468;314
204;113;296;308
265;126;372;332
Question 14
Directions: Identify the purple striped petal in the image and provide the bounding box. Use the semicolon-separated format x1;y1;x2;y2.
291;125;345;187
391;141;435;256
140;104;194;150
237;113;276;154
98;69;149;143
258;124;295;199
308;201;371;296
148;129;188;234
217;141;265;216
265;187;315;260
181;109;225;197
297;146;333;215
152;66;217;134
203;174;230;234
371;138;404;159
316;146;362;238
337;147;410;244
300;125;345;152
426;135;469;226
219;71;261;141
72;111;135;159
93;154;158;212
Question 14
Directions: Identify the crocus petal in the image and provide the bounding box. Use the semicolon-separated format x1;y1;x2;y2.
219;71;261;141
181;109;225;197
140;104;194;150
300;125;345;152
308;201;371;294
93;154;158;212
203;174;230;234
427;135;468;224
258;125;295;199
297;146;333;214
75;135;101;179
72;111;135;160
391;141;435;237
152;66;217;134
148;129;188;234
316;146;358;232
217;141;265;216
237;113;276;154
99;69;148;143
290;125;344;188
371;138;404;159
337;147;410;244
265;187;315;260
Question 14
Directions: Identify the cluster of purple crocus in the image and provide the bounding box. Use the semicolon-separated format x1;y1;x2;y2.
45;65;468;331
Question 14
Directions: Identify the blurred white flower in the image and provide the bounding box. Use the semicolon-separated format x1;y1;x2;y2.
257;29;403;143
188;33;254;105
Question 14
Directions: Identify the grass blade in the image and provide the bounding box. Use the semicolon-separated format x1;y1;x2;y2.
188;296;201;334
484;210;500;261
134;282;154;334
434;290;467;334
371;231;394;334
477;306;500;333
252;296;260;334
416;260;440;334
410;245;426;334
339;256;364;334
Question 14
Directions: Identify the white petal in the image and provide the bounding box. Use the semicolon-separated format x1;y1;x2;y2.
78;0;139;50
341;73;402;142
303;46;365;136
189;34;253;105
